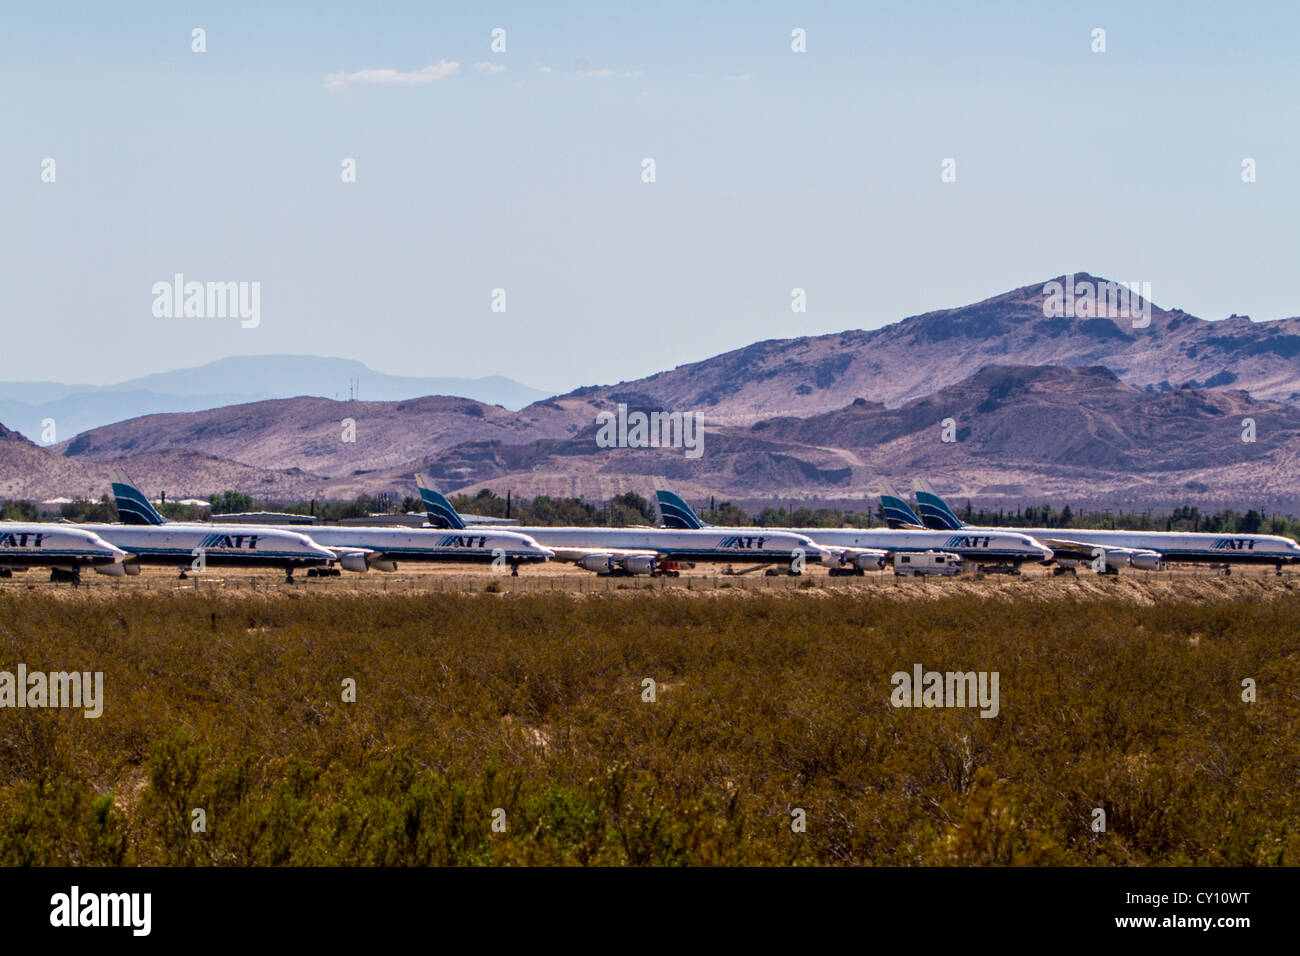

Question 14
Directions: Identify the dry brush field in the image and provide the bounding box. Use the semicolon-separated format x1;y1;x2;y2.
0;582;1297;865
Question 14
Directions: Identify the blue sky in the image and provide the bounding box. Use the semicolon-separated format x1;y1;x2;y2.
3;1;1298;393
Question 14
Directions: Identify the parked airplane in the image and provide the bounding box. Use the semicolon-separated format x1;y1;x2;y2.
654;490;1054;571
908;480;1300;572
880;484;1147;572
0;523;129;584
112;469;555;574
899;481;1156;572
61;468;340;580
417;478;833;573
77;522;339;581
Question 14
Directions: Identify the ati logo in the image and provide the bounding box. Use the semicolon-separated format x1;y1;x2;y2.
0;533;44;549
198;534;260;550
440;535;489;548
719;535;768;550
1214;538;1256;551
945;535;992;549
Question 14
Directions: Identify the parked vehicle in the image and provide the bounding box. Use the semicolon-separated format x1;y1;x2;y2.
893;550;962;577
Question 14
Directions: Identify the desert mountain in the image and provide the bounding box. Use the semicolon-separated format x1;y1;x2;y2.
563;273;1300;425
0;425;85;500
401;365;1300;513
10;274;1300;513
49;272;1300;476
56;395;583;477
7;365;1300;512
0;355;551;441
0;423;332;502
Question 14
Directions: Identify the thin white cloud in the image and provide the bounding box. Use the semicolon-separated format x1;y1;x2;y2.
725;73;753;81
475;61;507;74
324;60;459;89
537;65;553;73
576;68;645;78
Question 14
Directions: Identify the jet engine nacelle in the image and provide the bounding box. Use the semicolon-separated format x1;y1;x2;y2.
1129;550;1162;571
1085;549;1129;572
620;555;657;575
93;562;129;577
834;548;887;571
336;550;371;573
577;554;617;573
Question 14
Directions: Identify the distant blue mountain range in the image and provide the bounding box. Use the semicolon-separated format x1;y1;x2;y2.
0;355;554;443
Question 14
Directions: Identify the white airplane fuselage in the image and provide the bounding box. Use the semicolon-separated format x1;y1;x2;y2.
0;524;128;569
972;526;1300;566
74;523;336;570
454;525;834;566
237;524;555;565
769;527;1053;565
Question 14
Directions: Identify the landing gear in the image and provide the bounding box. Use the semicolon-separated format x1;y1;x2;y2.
829;567;865;577
511;561;520;577
50;568;81;586
0;569;11;579
1052;566;1077;576
306;568;342;577
285;568;295;585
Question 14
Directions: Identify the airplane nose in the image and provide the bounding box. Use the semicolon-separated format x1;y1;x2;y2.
1039;546;1054;563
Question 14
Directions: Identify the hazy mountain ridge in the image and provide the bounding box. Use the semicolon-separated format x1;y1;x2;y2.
53;394;584;478
0;355;552;441
7;274;1300;512
563;273;1300;424
411;364;1300;511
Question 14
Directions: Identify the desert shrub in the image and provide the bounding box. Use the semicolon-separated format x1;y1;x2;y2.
0;589;1295;865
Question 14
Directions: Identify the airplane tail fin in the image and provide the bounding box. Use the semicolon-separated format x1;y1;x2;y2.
414;474;467;530
655;489;707;529
109;467;167;526
912;478;967;530
878;482;926;529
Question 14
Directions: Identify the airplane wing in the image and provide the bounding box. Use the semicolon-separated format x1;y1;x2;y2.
1037;538;1161;571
